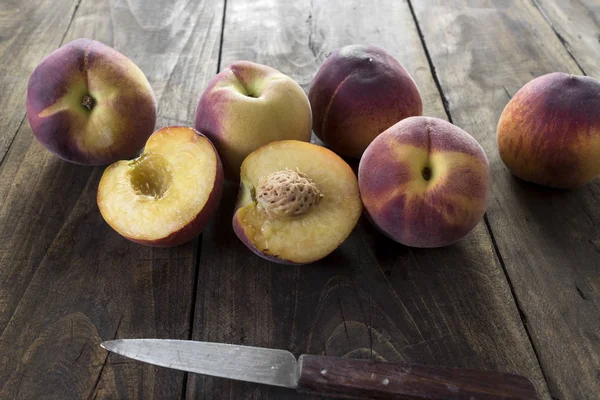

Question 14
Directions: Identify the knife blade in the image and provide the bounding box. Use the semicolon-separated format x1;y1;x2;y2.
100;339;538;400
101;339;298;388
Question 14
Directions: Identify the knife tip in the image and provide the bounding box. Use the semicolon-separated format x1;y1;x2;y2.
100;339;128;352
100;340;114;351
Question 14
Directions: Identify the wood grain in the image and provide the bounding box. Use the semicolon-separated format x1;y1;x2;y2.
4;0;597;399
0;0;81;163
0;0;224;398
187;0;548;399
532;0;600;78
410;0;600;399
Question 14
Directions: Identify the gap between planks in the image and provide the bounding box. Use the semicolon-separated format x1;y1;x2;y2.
0;0;84;170
181;0;229;399
530;0;587;76
17;0;593;396
405;0;558;394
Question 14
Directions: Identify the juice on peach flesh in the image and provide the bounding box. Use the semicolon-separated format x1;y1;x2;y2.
233;140;362;264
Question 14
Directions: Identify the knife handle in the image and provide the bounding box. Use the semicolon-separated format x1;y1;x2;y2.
296;355;538;400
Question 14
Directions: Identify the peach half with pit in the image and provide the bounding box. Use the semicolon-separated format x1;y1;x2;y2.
233;140;362;264
97;126;223;247
26;38;156;165
359;117;490;248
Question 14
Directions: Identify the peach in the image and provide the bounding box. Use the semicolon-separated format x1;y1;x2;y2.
359;117;490;248
194;61;312;181
497;72;600;188
26;38;156;165
97;126;223;247
233;140;362;264
309;44;422;158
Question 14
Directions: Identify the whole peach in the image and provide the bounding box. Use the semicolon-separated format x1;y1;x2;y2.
194;61;312;181
497;72;600;188
26;38;156;165
359;117;490;248
309;44;422;158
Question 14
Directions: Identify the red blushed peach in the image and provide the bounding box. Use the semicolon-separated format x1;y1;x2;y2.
97;126;223;247
194;61;312;181
497;72;600;188
232;140;362;264
359;117;490;248
309;44;422;158
26;38;156;165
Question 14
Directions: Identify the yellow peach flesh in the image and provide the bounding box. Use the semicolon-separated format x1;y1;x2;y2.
235;141;362;264
98;127;217;242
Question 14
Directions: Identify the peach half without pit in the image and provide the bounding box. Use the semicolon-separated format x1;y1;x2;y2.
359;117;490;248
97;126;223;247
233;140;362;264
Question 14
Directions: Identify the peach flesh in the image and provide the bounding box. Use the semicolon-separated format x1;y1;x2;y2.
233;140;362;264
97;126;223;247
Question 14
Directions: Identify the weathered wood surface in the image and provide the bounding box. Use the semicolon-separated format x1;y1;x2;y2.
0;0;224;398
0;0;598;399
533;0;600;78
0;0;82;163
411;1;600;399
187;0;547;399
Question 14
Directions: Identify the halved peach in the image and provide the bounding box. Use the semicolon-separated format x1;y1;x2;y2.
233;140;362;264
97;126;223;247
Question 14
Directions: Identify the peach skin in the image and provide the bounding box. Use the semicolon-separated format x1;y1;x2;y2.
497;72;600;188
194;61;312;181
359;117;490;248
309;44;422;158
26;38;156;165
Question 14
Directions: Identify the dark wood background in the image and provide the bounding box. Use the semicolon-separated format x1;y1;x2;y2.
0;0;598;399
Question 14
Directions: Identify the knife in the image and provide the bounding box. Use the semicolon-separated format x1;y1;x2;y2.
100;339;537;399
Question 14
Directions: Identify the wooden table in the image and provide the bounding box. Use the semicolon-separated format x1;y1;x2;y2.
1;0;598;399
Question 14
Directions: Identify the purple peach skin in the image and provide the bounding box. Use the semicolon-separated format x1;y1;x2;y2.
309;44;423;158
26;38;156;165
497;72;600;188
359;116;490;248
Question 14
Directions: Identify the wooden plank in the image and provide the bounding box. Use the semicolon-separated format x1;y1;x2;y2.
410;1;600;399
533;0;600;78
187;0;549;398
0;0;224;398
0;0;82;164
